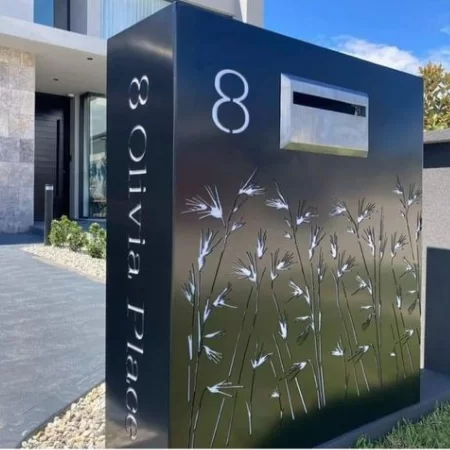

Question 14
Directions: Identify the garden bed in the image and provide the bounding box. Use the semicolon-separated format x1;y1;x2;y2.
22;245;106;282
20;396;450;448
21;384;105;449
23;216;107;282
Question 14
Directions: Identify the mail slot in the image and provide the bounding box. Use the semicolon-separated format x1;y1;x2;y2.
280;73;369;157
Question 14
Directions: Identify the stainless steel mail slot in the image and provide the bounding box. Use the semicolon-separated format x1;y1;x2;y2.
280;73;369;157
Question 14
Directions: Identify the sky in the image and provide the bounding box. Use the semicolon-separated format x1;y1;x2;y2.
265;0;450;74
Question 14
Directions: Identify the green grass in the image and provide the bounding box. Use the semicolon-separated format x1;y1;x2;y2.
355;403;450;448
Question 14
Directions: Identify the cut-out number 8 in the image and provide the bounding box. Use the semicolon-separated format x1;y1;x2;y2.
129;75;149;110
212;69;249;134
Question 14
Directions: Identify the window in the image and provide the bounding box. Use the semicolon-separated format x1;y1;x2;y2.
34;0;70;30
34;0;54;26
82;95;107;218
101;0;171;39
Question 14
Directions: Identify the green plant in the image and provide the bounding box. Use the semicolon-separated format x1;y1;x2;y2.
87;222;106;259
420;62;450;130
67;222;88;252
355;403;450;448
49;215;72;247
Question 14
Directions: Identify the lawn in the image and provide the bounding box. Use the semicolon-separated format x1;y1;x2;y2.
355;403;450;448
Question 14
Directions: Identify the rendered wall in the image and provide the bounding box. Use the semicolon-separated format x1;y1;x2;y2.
0;0;33;22
0;46;35;233
106;3;422;448
422;167;450;250
184;0;264;25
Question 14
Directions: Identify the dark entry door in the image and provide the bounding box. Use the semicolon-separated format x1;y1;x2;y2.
34;93;70;220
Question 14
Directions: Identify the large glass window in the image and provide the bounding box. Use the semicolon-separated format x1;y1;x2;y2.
82;95;107;218
34;0;54;26
101;0;171;38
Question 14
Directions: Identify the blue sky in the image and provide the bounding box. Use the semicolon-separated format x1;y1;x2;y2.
265;0;450;73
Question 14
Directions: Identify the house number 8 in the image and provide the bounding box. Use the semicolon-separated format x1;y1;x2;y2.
212;69;249;134
129;75;149;110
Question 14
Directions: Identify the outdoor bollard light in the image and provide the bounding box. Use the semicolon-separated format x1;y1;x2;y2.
106;3;423;448
44;184;54;246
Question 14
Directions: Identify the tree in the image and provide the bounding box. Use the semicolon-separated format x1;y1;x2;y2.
419;62;450;130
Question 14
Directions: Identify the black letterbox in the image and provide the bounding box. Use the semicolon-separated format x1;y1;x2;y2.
106;3;423;448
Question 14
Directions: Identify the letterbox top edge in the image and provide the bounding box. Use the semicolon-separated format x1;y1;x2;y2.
173;2;421;81
281;72;369;105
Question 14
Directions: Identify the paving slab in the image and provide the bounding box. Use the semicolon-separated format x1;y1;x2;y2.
0;239;105;447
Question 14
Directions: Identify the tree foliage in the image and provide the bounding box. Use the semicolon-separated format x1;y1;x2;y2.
420;62;450;130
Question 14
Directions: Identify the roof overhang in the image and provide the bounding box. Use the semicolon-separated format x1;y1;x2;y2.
0;15;106;96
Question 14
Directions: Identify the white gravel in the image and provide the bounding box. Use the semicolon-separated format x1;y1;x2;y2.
22;383;105;449
22;245;106;282
20;245;106;448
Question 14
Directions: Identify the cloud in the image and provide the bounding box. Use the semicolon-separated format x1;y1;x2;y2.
332;36;421;74
330;35;450;74
427;47;450;70
441;26;450;34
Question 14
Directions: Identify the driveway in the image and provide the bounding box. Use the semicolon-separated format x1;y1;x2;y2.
0;235;105;447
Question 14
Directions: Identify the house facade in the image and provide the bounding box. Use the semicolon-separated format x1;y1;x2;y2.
0;0;264;232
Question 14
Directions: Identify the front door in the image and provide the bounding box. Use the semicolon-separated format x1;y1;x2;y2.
34;93;70;221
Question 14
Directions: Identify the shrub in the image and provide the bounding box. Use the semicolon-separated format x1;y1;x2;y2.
87;223;106;259
49;215;72;247
67;222;88;252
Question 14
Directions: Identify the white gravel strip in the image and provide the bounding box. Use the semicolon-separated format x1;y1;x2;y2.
22;245;106;282
22;384;105;449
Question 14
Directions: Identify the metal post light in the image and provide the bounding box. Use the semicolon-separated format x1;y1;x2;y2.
44;184;54;246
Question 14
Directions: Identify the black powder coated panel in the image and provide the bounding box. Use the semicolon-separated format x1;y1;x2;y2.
105;5;174;449
424;247;450;375
106;3;423;448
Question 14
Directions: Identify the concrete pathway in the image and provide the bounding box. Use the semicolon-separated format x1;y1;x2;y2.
0;235;105;447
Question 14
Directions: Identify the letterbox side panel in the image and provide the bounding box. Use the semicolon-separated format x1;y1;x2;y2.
106;4;175;448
